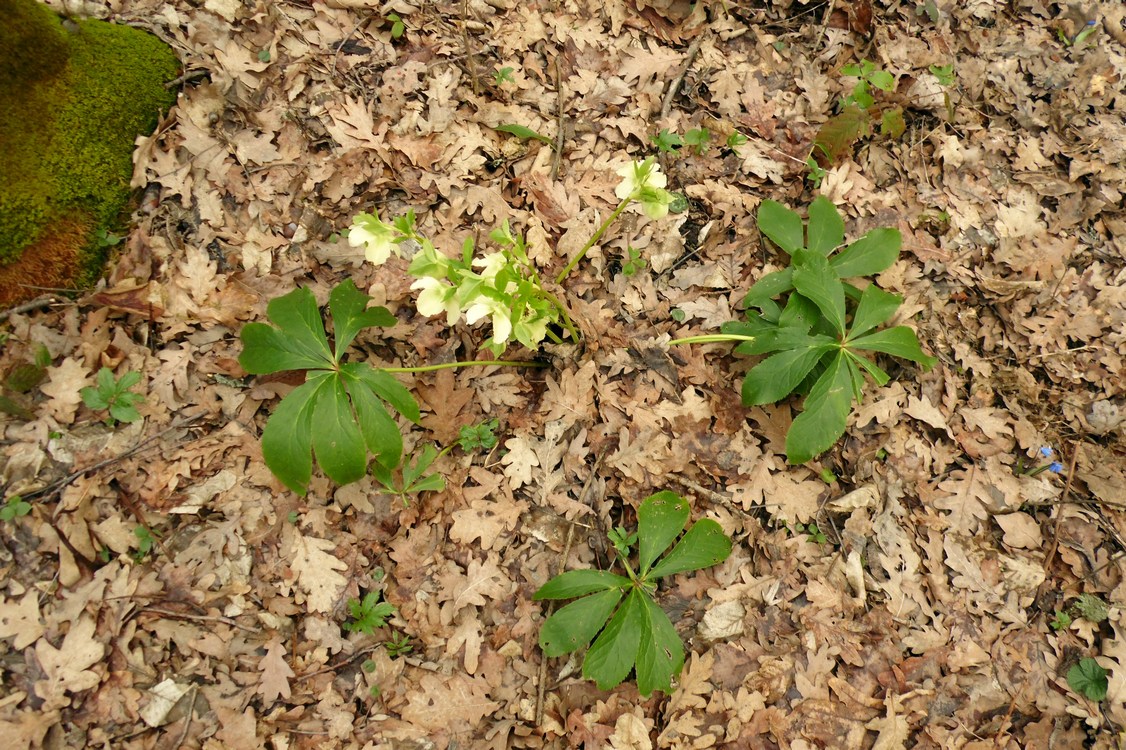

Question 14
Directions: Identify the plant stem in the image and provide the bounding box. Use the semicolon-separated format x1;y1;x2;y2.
384;359;547;374
667;334;757;346
554;197;633;284
538;289;580;343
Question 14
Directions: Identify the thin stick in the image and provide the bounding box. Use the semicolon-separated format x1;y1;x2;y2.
26;411;207;504
1042;443;1082;572
331;12;371;80
172;686;198;749
0;295;62;323
551;57;566;181
461;0;480;95
659;34;707;120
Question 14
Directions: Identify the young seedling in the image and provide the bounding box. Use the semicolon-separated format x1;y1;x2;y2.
672;197;936;463
81;367;144;426
493;66;515;85
682;127;711;155
0;495;31;522
651;128;684;154
458;418;500;452
372;443;446;502
535;491;732;696
620;247;646;277
345;592;395;634
133;525;159;561
384;632;413;658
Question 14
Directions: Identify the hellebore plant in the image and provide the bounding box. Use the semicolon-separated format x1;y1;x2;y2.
672;196;936;463
351;159;672;353
535;491;732;696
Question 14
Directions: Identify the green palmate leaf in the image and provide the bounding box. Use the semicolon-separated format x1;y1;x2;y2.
353;367;421;423
329;279;397;359
792;250;846;335
261;375;326;494
538;588;625;657
806;196;844;255
257;284;335;369
742;341;835;405
1068;658;1109;702
635;593;684;696
844;349;890;386
757;200;803;255
778;293;821;332
110;401;142;424
848;326;937;367
534;569;633;600
739;326;834;356
742;268;794;310
342;369;402;469
638;491;690;575
786;352;853;464
312;377;368;486
647;520;733;579
583;588;644;691
830;228;901;278
848;284;902;339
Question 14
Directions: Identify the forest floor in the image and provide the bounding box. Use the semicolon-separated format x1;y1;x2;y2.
2;0;1126;748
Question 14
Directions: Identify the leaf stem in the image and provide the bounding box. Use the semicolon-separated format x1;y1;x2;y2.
384;359;548;374
538;289;580;343
667;334;757;346
554;197;633;284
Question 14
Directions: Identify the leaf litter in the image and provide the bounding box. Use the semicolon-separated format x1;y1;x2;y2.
1;0;1125;747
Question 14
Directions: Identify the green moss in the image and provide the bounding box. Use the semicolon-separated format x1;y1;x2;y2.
0;0;179;281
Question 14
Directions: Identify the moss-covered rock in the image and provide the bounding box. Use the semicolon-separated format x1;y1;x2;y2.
0;0;179;305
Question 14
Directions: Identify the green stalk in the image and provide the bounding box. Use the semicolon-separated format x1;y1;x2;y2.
554;196;633;284
384;359;547;374
538;288;580;343
667;334;757;346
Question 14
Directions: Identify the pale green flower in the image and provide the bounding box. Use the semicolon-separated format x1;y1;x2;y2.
411;277;461;324
614;158;672;219
515;313;549;348
465;295;513;345
349;212;399;265
472;252;508;284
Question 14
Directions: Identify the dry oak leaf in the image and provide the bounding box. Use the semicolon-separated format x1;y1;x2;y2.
450;497;524;551
39;357;90;424
439;556;511;612
286;528;348;613
400;673;500;732
258;638;295;705
34;615;105;710
0;591;45;650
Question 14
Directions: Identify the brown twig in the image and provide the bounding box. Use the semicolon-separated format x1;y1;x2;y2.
551;56;566;181
0;294;63;323
659;33;707;121
461;0;480;96
26;411;207;504
172;686;198;749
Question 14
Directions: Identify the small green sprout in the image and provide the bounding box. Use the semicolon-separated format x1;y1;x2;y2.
651;128;684;154
1050;610;1072;631
670;308;687;323
0;495;31;522
928;63;955;87
493;66;515;85
384;632;413;658
345;592;395;635
257;49;270;63
81;368;145;426
621;247;646;276
133;526;159;561
683;127;711;155
726;132;748;149
386;12;405;39
372;444;446;502
458;419;500;453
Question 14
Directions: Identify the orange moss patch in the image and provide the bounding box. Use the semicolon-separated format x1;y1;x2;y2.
0;216;94;307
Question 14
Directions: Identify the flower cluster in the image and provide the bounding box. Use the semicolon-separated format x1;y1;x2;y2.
347;211;569;354
615;158;673;219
